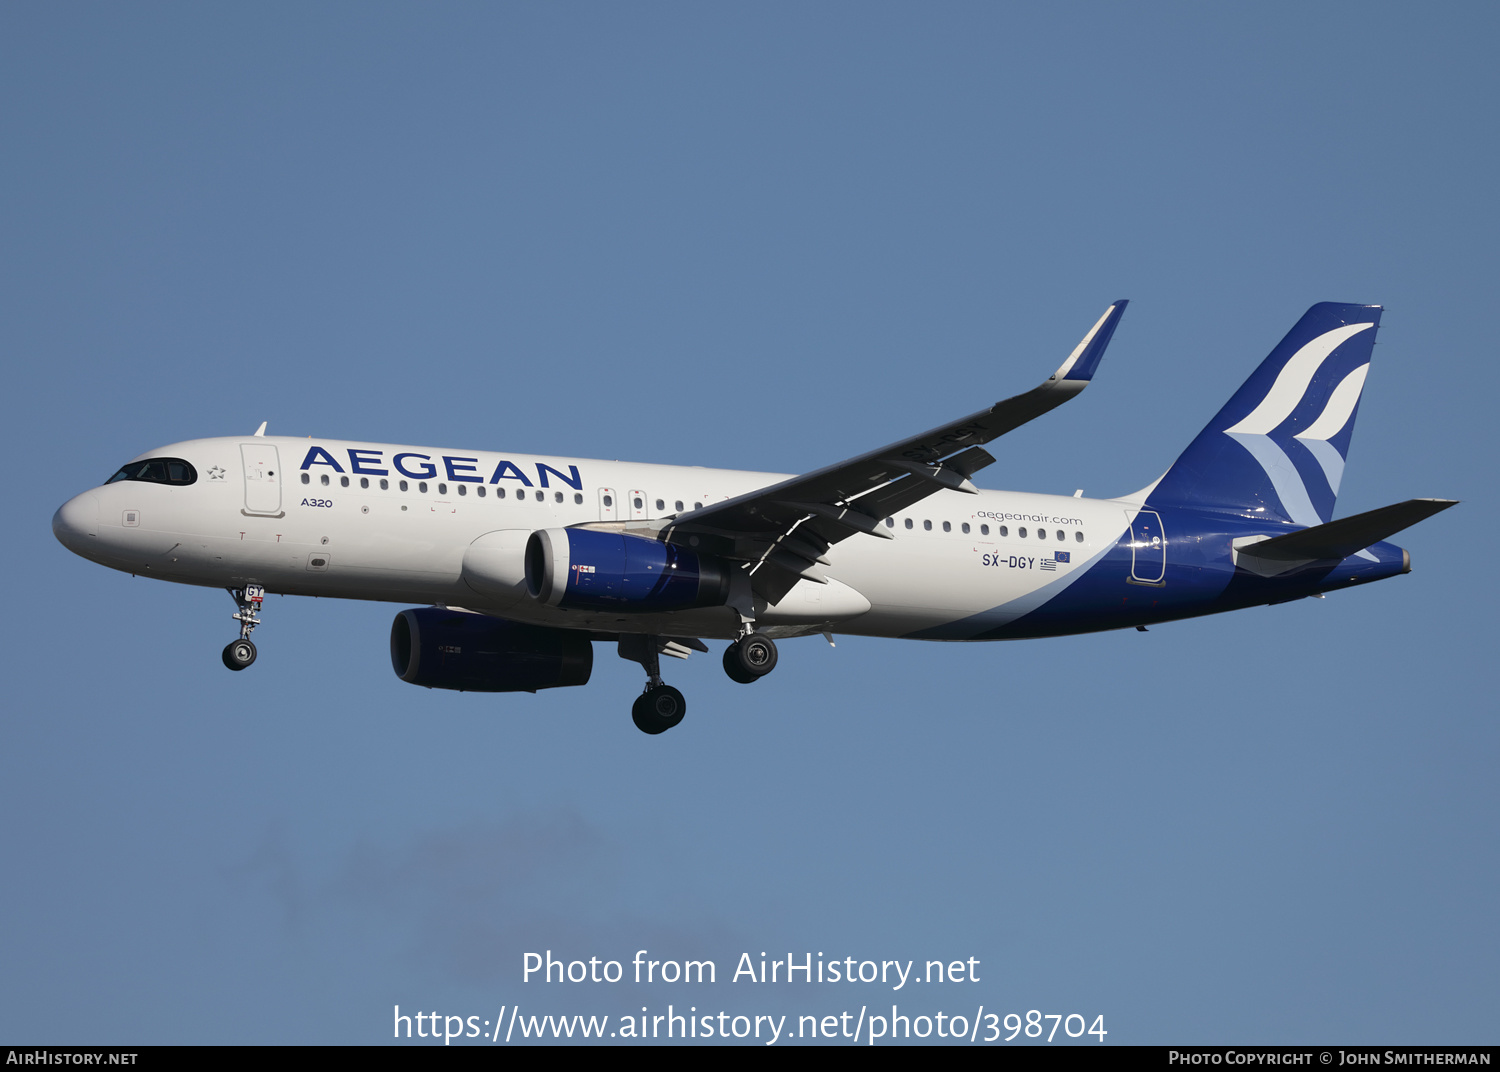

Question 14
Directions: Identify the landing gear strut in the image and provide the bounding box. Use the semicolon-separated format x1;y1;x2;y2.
618;635;687;734
222;584;265;671
723;630;778;684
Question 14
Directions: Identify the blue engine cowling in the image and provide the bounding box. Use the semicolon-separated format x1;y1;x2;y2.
525;528;734;612
390;607;593;693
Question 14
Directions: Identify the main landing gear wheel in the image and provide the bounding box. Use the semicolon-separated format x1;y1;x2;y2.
723;645;759;684
724;632;778;682
632;685;686;735
222;638;257;671
618;636;689;735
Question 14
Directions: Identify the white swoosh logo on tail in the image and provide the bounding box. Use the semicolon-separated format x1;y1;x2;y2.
1225;326;1377;560
1224;324;1374;436
1294;363;1370;496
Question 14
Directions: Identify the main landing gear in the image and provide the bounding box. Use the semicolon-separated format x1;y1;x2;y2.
222;584;265;671
632;685;686;736
618;635;688;735
722;631;778;685
617;627;779;734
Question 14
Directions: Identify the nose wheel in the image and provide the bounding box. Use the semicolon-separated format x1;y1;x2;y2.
223;584;265;671
222;638;257;670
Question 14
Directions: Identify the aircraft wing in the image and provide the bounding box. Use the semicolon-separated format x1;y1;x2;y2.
664;300;1129;601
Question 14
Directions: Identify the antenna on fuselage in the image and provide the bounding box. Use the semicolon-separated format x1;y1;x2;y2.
253;421;267;437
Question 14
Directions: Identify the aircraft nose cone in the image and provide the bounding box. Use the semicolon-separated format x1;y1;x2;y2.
53;491;100;553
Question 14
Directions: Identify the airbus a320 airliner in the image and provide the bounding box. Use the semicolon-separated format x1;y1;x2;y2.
53;301;1455;733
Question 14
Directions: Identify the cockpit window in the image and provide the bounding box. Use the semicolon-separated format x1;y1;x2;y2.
105;458;197;486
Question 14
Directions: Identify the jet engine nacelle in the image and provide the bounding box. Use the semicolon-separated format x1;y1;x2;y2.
390;607;593;693
525;528;733;612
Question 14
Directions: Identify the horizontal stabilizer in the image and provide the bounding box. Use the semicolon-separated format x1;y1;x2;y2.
1240;498;1458;562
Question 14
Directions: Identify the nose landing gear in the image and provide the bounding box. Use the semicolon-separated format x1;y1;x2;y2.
222;637;257;670
222;584;265;671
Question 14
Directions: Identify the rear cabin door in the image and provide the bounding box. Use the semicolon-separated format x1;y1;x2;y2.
1126;508;1166;585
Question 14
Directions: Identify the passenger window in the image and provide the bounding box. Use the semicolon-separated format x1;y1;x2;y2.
674;500;683;511
633;497;643;509
694;502;702;510
360;477;369;489
497;487;506;499
476;485;485;498
885;517;895;528
1056;529;1064;541
399;480;408;492
602;494;612;507
320;474;330;487
419;482;428;494
1037;528;1046;540
556;492;564;503
379;478;388;490
1075;531;1084;542
942;521;951;532
981;524;990;535
904;519;913;530
438;483;448;495
301;473;310;485
535;490;543;501
997;525;1006;537
457;485;467;496
340;476;349;488
575;494;583;504
655;498;664;511
1019;527;1027;538
961;522;970;534
923;520;932;531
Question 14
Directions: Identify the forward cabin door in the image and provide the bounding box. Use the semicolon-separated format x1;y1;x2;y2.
241;444;283;516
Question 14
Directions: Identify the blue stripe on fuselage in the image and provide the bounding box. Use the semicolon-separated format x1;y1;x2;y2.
905;506;1408;641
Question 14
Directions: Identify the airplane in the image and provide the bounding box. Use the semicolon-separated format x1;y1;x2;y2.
52;300;1456;734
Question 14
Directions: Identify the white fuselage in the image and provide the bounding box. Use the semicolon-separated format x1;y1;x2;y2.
55;435;1137;641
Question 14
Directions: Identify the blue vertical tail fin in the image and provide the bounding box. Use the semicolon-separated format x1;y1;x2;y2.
1146;302;1383;524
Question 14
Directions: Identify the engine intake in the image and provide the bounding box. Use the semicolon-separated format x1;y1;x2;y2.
525;528;733;612
390;607;593;693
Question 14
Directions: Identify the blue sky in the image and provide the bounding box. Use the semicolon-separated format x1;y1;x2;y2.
3;3;1495;1044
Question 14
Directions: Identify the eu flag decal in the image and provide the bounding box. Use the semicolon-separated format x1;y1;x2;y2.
1054;551;1071;563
